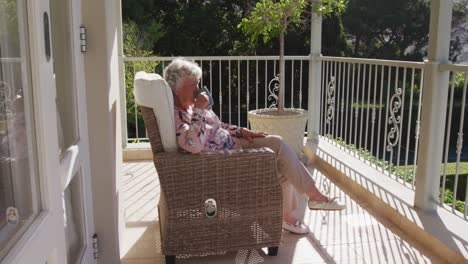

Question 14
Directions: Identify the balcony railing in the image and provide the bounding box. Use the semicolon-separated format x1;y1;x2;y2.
319;57;425;189
120;55;468;220
439;64;468;218
122;56;310;142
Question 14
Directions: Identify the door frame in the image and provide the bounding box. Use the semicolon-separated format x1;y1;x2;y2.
64;0;96;261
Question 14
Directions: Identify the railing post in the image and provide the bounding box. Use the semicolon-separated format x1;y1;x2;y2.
117;9;128;148
414;0;453;211
307;1;322;143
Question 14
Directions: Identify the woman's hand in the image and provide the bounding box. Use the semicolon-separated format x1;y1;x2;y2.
240;128;268;143
194;92;210;109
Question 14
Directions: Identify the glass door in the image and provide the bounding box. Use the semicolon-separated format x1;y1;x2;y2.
1;0;95;263
0;0;43;260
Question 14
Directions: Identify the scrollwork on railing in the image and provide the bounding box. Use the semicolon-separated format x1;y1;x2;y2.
268;74;279;108
267;74;279;109
386;87;402;151
326;76;335;124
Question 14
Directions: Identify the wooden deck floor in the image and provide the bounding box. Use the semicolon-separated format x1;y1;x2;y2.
120;159;433;264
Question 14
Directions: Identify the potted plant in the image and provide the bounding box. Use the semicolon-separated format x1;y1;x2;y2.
239;0;344;154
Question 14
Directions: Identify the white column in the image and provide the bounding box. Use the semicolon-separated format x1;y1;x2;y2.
414;0;453;211
307;1;322;143
83;0;124;261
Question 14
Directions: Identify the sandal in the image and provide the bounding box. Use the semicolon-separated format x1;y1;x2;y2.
282;219;310;234
308;197;346;211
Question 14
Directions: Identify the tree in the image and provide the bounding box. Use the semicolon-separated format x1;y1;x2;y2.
123;21;160;140
450;0;468;62
121;0;350;58
342;0;467;62
322;12;351;56
122;0;257;56
238;0;344;113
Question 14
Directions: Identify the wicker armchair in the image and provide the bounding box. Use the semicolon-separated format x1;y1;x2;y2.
134;72;283;264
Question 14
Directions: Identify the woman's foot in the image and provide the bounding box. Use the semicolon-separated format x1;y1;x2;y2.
308;192;329;202
282;219;310;234
282;214;310;234
308;197;346;211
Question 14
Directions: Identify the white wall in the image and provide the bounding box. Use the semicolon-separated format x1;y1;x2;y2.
82;0;124;262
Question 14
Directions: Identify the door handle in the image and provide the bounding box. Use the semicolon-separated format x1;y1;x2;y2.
43;12;51;61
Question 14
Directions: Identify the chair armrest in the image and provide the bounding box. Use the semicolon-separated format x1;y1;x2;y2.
153;147;281;219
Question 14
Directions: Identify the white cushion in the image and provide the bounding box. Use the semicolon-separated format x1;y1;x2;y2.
133;71;178;152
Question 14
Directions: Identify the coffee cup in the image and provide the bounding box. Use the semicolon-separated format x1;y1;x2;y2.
194;86;214;109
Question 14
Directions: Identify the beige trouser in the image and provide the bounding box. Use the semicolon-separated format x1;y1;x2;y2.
240;135;317;218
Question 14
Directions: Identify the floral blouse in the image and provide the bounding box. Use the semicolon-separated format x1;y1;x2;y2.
174;106;242;153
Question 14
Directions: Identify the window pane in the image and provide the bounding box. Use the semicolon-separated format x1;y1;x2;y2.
64;172;85;263
0;0;41;260
50;0;79;152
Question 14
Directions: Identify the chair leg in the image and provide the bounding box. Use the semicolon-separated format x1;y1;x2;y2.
159;207;174;264
157;206;162;235
165;255;176;264
268;246;279;256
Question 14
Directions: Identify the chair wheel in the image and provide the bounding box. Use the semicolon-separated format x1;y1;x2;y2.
268;246;279;256
165;255;175;264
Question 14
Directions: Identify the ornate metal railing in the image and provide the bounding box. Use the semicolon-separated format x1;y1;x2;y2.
120;55;468;219
439;63;468;218
319;57;425;189
121;56;310;143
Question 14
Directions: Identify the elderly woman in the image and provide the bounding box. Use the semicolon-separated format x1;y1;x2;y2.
164;58;345;234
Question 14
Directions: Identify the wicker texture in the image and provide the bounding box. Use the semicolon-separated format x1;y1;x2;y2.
140;106;283;256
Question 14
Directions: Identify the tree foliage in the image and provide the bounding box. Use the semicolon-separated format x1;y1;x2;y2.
343;0;468;62
238;0;345;44
121;0;349;57
123;21;159;139
343;0;430;60
322;12;351;56
237;0;345;112
450;0;468;62
238;0;308;44
123;0;257;56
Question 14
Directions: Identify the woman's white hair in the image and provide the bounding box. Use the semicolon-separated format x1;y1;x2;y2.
163;58;202;93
